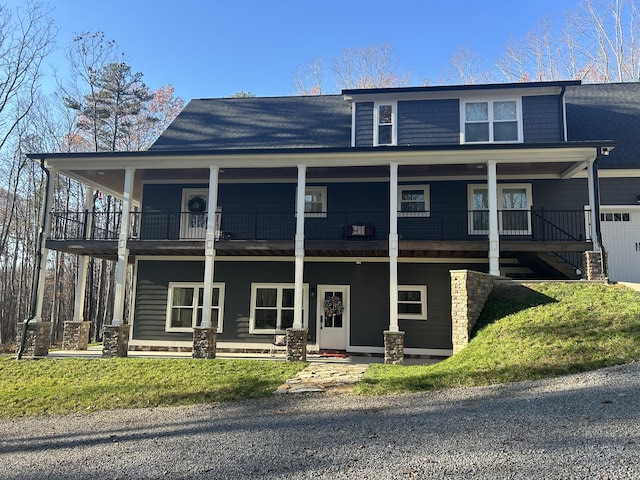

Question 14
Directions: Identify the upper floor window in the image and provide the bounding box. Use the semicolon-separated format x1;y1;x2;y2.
297;186;327;218
374;102;396;146
463;100;520;143
398;185;430;217
468;183;532;235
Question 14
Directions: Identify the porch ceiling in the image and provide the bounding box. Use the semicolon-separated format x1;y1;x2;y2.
33;142;606;200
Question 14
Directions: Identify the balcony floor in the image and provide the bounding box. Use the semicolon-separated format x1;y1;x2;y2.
45;239;593;261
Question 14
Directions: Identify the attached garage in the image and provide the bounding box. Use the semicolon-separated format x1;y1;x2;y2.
599;206;640;283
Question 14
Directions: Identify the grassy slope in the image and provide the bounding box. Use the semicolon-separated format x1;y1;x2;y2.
357;282;640;395
0;358;304;418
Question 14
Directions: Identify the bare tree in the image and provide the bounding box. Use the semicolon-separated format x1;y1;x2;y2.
0;1;55;151
445;47;498;85
292;58;326;95
333;44;411;89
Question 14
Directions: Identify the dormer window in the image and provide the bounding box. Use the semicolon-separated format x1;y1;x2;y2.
463;99;520;143
374;102;396;146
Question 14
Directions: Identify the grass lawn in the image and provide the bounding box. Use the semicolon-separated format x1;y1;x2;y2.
356;282;640;395
0;357;304;418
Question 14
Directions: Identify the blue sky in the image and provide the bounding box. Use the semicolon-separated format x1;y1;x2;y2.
14;0;580;101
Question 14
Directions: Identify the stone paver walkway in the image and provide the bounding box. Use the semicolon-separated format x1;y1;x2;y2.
274;362;369;395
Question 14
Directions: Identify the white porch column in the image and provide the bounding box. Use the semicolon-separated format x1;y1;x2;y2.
72;185;94;321
388;162;399;333
111;168;135;326
293;164;306;329
33;168;57;321
587;158;600;249
201;166;220;328
487;160;500;276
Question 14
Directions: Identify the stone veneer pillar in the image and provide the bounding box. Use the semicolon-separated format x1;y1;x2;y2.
62;321;91;350
450;270;496;355
192;326;217;359
583;251;606;280
102;325;131;358
384;330;405;364
17;322;51;357
286;328;307;362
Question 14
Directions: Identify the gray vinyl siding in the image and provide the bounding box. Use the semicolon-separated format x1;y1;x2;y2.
133;259;458;350
599;178;640;205
354;102;374;147
397;99;460;146
522;95;563;143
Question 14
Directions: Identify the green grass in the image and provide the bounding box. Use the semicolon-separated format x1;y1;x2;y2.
356;282;640;395
0;357;304;418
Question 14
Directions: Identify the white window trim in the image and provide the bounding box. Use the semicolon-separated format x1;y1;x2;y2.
373;101;397;146
460;96;523;144
398;285;427;320
398;184;430;217
296;186;327;218
249;283;309;334
467;183;532;235
165;282;225;333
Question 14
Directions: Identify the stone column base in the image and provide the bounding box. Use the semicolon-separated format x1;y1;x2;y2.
17;321;51;358
583;251;606;280
384;330;405;365
102;325;131;358
286;328;308;362
62;321;91;350
193;327;217;359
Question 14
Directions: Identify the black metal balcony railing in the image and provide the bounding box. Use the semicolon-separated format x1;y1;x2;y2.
48;209;590;244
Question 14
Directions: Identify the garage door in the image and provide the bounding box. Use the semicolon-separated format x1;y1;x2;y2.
599;207;640;283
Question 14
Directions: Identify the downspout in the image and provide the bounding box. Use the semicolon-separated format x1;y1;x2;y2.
592;149;608;281
17;157;51;359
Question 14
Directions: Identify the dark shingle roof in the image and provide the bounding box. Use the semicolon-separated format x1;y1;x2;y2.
149;95;352;151
566;83;640;169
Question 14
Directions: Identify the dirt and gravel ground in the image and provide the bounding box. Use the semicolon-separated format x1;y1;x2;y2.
1;361;639;479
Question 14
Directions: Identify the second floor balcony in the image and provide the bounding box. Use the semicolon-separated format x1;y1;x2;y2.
49;208;591;252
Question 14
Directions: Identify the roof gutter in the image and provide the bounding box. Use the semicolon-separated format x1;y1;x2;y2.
17;157;51;359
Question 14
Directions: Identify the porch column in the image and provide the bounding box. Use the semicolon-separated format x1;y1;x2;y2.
385;162;404;365
587;158;600;249
194;166;219;359
63;184;94;350
19;167;56;357
293;164;306;329
487;160;500;276
104;167;134;358
287;164;307;362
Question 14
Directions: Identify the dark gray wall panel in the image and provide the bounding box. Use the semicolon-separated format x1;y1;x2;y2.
354;102;374;147
397;99;460;146
522;95;563;143
134;259;464;350
599;178;640;205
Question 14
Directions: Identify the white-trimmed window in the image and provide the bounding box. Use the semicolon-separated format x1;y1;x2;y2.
398;185;430;217
304;186;327;217
250;283;308;333
468;184;532;235
166;282;225;333
398;285;427;320
374;102;396;146
462;99;521;143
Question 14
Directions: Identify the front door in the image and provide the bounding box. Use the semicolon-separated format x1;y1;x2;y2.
317;285;349;350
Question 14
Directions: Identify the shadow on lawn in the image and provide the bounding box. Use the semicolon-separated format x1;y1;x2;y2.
471;284;557;338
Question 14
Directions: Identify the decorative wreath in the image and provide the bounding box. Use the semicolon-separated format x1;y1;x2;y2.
187;196;207;214
324;295;344;317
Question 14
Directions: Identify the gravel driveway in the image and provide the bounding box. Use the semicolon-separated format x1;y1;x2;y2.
1;361;639;479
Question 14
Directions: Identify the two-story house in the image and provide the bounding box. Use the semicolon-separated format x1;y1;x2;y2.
23;80;624;361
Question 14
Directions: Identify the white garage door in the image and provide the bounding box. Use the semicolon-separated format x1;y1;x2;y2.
599;207;640;283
